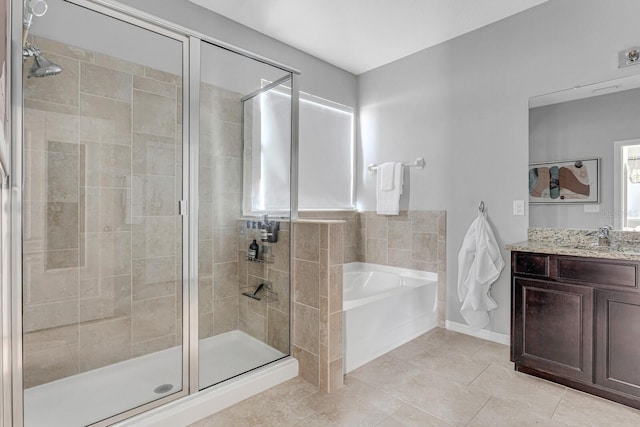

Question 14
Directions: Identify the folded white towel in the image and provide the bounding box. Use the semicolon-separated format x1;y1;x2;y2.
376;162;403;215
379;162;395;191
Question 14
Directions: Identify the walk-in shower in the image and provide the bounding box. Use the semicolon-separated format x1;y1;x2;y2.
3;0;299;425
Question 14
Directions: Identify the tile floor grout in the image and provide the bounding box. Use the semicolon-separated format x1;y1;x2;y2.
189;327;640;427
550;387;568;422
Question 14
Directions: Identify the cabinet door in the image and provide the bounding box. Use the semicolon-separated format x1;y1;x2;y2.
595;290;640;397
513;278;593;382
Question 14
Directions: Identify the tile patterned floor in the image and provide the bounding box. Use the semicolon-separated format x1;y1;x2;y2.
189;328;640;426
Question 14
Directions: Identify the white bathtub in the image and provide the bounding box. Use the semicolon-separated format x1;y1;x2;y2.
343;262;438;373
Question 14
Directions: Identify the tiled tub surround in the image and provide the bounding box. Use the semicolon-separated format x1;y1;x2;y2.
297;211;360;264
292;221;344;392
505;227;640;261
298;210;447;326
22;36;184;388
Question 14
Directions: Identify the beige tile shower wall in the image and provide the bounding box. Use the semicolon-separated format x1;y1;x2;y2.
237;220;290;354
198;83;244;339
22;36;183;388
292;221;344;392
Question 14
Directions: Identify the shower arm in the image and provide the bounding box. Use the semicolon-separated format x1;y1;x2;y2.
23;15;32;47
22;0;48;47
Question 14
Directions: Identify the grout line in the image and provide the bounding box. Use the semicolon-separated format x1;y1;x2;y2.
466;396;492;426
550;387;568;421
469;340;490;358
291;300;320;311
467;360;492;386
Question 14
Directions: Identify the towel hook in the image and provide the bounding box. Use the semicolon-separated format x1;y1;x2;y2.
478;201;485;214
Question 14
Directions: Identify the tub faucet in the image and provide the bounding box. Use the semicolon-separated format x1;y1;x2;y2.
598;225;612;246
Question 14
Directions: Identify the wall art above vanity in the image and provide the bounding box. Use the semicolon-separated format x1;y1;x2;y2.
529;158;599;204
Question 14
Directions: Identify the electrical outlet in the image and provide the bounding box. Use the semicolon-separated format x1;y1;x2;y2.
513;200;525;216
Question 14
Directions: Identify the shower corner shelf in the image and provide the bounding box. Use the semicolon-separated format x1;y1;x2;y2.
246;256;274;264
241;286;278;303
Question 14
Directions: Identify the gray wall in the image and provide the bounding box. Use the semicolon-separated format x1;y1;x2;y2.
31;0;357;105
530;88;640;229
116;0;357;107
357;0;640;335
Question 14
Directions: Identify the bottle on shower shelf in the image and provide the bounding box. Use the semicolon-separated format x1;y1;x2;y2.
248;239;259;261
260;215;279;243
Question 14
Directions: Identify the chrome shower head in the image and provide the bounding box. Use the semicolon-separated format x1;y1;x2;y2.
28;52;63;78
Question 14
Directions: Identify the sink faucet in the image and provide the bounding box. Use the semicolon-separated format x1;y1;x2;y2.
598;225;612;246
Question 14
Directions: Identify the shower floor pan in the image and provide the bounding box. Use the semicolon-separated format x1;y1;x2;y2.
24;330;285;427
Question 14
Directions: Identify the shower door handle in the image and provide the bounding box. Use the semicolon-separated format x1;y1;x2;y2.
179;200;188;216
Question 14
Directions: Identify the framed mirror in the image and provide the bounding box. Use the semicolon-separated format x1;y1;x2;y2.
529;73;640;230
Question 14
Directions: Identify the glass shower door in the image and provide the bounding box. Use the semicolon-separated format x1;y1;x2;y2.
197;40;293;390
20;1;187;425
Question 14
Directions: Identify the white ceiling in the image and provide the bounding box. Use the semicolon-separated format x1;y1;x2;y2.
188;0;548;75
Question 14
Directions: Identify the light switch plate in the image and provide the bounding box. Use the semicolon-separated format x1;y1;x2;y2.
513;200;525;216
584;204;600;213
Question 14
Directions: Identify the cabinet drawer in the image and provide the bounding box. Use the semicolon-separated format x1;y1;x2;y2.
513;252;550;277
557;258;637;289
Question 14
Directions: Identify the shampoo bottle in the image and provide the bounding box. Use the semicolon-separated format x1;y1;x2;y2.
248;239;259;260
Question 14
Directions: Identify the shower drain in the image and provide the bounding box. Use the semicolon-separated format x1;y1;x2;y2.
154;384;174;394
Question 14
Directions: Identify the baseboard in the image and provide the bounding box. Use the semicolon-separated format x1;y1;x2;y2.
445;320;510;345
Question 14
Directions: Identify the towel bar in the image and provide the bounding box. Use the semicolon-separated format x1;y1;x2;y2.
368;157;425;173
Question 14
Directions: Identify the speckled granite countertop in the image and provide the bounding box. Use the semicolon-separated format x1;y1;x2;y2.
505;228;640;261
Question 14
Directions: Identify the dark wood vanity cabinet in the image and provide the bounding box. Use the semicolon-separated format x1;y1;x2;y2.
511;251;640;409
595;290;640;398
512;277;593;382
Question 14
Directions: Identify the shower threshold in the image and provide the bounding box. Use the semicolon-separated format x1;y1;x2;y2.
24;330;285;427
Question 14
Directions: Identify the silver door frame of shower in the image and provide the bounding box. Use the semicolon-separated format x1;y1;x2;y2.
5;0;301;425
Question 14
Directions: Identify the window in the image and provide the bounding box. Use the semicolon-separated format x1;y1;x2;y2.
243;85;355;216
298;93;354;210
614;139;640;230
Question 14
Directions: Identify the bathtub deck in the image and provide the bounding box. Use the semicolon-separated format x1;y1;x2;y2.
23;330;284;427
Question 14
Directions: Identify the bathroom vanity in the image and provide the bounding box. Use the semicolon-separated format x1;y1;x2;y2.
508;245;640;410
523;70;640;409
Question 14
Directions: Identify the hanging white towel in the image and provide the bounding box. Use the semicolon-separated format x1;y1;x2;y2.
376;162;403;215
457;210;505;330
379;162;395;191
